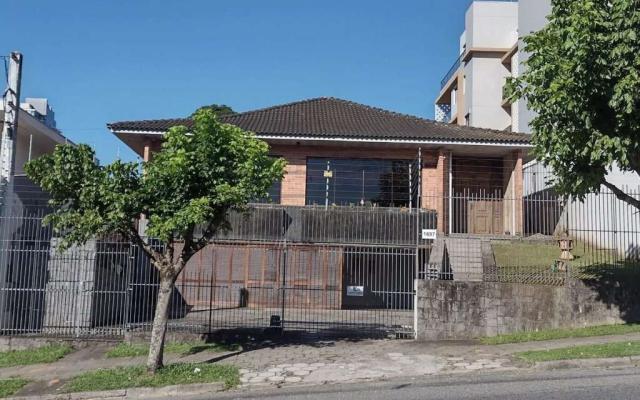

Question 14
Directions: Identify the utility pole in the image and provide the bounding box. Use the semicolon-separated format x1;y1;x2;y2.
0;52;23;183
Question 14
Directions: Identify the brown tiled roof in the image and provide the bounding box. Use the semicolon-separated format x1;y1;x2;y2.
107;97;530;144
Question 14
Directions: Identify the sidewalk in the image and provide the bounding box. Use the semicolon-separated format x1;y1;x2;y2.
3;332;640;397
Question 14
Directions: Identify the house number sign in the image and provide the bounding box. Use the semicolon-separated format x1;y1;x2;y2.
421;229;437;240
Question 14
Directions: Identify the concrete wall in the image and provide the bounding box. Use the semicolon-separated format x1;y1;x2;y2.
514;0;551;134
465;56;512;130
465;1;518;49
415;278;640;340
462;1;517;130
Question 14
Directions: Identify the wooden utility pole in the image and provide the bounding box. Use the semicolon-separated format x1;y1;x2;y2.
0;52;23;183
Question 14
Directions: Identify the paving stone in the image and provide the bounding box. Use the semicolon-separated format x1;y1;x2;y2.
292;370;311;376
453;362;470;367
249;377;266;383
284;376;303;383
268;375;285;383
465;364;484;370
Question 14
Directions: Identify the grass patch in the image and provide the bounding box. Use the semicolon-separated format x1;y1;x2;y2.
516;341;640;362
481;323;640;345
0;344;73;368
0;378;29;398
106;341;241;358
64;363;240;392
492;240;615;270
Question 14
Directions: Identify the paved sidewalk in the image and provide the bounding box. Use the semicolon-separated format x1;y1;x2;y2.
3;332;640;396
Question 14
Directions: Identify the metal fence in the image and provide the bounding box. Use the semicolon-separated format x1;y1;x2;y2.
1;162;639;339
1;200;432;339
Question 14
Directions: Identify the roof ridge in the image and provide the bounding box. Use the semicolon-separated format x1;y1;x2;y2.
221;97;335;120
106;117;190;129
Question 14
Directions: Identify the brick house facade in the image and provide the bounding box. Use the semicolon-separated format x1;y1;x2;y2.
108;97;530;236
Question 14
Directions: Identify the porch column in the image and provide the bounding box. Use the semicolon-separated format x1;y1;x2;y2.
421;150;448;233
280;156;306;206
503;150;523;235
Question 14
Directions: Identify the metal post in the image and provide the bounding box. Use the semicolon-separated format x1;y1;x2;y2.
0;52;23;183
448;151;453;235
280;209;287;333
408;161;413;210
324;160;331;209
414;147;422;338
27;134;33;162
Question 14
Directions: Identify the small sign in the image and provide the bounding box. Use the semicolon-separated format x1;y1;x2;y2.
422;229;437;240
323;170;333;178
346;286;364;297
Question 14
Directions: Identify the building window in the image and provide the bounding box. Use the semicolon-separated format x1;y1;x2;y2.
254;156;282;204
465;113;471;126
305;158;412;207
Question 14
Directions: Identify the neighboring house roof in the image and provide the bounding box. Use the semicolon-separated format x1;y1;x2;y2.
107;97;530;145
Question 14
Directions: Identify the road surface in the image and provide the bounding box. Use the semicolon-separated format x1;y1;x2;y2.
206;366;640;400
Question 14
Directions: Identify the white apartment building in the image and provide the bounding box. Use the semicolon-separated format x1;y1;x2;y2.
434;0;639;258
435;0;543;132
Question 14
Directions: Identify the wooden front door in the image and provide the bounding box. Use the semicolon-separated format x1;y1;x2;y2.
467;201;503;234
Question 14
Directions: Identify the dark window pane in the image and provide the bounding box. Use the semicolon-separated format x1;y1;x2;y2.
305;158;411;207
254;156;282;204
266;180;281;204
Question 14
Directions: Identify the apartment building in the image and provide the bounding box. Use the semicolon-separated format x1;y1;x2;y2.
434;0;639;258
434;0;550;133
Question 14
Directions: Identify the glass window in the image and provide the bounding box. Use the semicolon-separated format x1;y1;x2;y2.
254;156;282;204
266;180;281;204
306;158;412;207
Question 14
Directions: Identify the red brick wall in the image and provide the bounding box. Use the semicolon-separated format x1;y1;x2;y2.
421;150;447;232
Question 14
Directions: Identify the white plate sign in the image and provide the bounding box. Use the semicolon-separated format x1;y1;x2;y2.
422;229;437;240
346;286;364;297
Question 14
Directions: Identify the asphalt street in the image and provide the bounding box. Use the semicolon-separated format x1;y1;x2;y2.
207;366;640;400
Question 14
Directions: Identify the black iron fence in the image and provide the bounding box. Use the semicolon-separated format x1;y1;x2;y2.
1;203;431;339
1;165;639;339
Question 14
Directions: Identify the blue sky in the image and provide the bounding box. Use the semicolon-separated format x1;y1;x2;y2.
3;0;470;163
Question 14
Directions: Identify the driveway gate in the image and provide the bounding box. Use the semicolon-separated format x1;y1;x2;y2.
126;205;435;339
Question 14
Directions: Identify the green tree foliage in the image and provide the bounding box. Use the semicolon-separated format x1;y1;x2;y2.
25;109;285;372
508;0;640;209
189;104;235;118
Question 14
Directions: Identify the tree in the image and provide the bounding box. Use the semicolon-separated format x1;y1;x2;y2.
508;0;640;209
189;104;235;118
25;109;285;373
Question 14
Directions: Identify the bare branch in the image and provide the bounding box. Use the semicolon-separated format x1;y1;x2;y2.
602;180;640;210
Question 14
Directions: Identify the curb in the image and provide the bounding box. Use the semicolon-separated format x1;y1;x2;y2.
533;355;640;370
10;382;225;400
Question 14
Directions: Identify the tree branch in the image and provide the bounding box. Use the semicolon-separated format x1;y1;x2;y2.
602;180;640;210
128;226;163;264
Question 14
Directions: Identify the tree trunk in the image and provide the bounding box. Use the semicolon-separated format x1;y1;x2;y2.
146;272;176;373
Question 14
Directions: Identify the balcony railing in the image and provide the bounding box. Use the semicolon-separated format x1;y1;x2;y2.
440;53;463;89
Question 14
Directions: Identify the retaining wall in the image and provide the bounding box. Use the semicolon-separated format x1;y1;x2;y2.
415;276;640;340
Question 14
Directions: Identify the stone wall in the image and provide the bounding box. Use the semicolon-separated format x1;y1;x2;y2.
415;277;640;340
